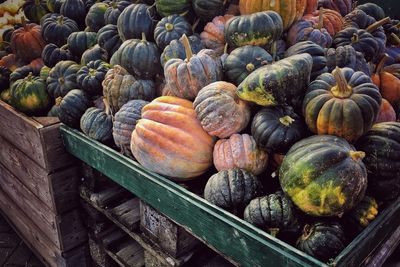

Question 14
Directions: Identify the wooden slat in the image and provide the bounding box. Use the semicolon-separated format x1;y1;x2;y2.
49;167;80;214
61;126;325;267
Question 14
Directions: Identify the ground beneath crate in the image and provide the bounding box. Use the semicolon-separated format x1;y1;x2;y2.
0;214;44;267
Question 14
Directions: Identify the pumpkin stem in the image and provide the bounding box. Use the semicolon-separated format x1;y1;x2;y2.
55;96;63;106
268;228;280;237
181;34;193;61
351;33;359;43
21;16;26;29
271;41;277;62
58;15;64;25
26;72;33;81
141;32;147;42
390;33;400;46
331;67;352;98
223;43;228;54
179;10;189;17
316;7;324;30
165;23;174;32
366;17;391;33
349;151;365;161
375;54;388;74
192;18;200;32
103;98;111;115
279;115;295;126
302;224;312;240
246;63;255;72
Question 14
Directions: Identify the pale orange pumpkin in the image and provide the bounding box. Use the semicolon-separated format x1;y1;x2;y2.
200;14;233;55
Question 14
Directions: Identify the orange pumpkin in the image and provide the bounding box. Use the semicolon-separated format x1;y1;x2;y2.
0;54;24;71
29;58;45;72
372;55;400;105
303;8;344;36
130;96;215;180
296;0;307;20
376;98;397;123
200;14;233;55
304;0;318;14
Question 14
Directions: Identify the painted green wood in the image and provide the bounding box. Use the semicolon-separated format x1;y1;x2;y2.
60;125;325;267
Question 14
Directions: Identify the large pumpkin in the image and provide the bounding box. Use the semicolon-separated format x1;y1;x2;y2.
60;0;86;27
67;31;98;59
303;67;382;142
22;0;50;24
85;2;109;32
130;96;215;179
280;135;368;217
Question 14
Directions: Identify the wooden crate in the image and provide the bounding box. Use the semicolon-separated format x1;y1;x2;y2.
0;101;89;267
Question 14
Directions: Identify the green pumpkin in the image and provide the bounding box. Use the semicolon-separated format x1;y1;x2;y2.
224;45;273;86
23;0;50;24
343;195;378;234
77;60;110;96
58;89;92;128
10;74;51;116
160;34;204;67
47;96;62;117
0;88;12;104
104;0;131;25
296;222;346;262
156;0;191;17
81;45;108;65
41;14;79;47
40;66;51;80
355;122;400;202
80;100;113;143
237;53;313;109
46;60;81;98
0;66;11;92
85;2;109;32
60;0;86;27
279;135;368;217
192;0;230;22
224;11;283;48
154;15;193;50
97;24;122;61
42;43;73;68
67;31;98;59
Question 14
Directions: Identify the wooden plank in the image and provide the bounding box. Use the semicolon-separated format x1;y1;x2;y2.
56;209;88;252
111;199;140;231
33;116;60;127
114;240;144;267
61;126;325;267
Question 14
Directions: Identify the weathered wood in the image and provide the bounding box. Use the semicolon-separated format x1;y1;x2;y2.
88;234;117;267
102;229;127;249
114;240;144;267
81;162;114;192
4;242;34;267
62;243;92;267
111;198;140;231
50;167;80;214
56;209;88;251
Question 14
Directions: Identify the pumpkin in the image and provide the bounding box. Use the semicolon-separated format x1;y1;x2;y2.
97;24;122;60
67;31;98;59
200;15;233;55
154;15;193;50
343;196;378;234
383;20;400;46
46;0;64;13
10;74;51;116
355;122;400;202
285;41;327;81
224;45;273;86
0;54;24;72
213;134;268;175
60;0;86;27
317;0;352;17
325;45;370;75
238;0;297;30
102;65;156;113
303;8;343;36
280;135;367;217
113;99;149;155
77;60;110;96
155;0;191;17
303;67;381;142
204;168;262;214
23;0;50;24
356;3;385;21
58;89;92;128
343;9;376;29
376;99;397;123
46;60;81;98
81;44;108;65
130;96;215;179
371;55;400;105
305;0;318;14
0;66;11;91
40;65;51;80
85;2;109;32
251;105;309;154
160;34;204;67
10;65;41;84
41;14;79;47
10;18;45;63
42;43;73;68
0;89;12;104
224;11;283;48
80;99;113;143
296;222;346;262
164;35;223;100
192;0;230;23
104;0;131;25
237;53;313;109
111;33;161;80
117;3;157;41
47;96;61;117
244;191;297;236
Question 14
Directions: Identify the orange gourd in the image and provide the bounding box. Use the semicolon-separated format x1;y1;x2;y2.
372;55;400;105
200;14;233;55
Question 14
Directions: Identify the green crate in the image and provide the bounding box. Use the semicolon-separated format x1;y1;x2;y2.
60;125;400;267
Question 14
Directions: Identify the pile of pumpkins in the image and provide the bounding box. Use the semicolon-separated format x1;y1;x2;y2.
1;0;400;263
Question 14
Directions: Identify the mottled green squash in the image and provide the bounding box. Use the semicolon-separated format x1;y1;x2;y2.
156;0;191;17
343;195;378;234
67;31;98;59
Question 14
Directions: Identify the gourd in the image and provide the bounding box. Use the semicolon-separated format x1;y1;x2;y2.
80;99;113;143
58;89;92;129
77;60;110;96
46;60;81;98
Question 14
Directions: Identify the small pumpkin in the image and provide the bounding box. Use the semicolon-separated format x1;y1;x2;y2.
41;43;73;68
77;60;110;96
58;89;92;128
356;2;385;21
47;96;61;117
344;8;376;29
376;98;397;123
317;0;352;17
85;2;109;32
213;134;268;175
280;135;368;217
303;8;344;36
343;195;378;234
200;15;234;55
67;31;98;59
0;88;12;104
0;54;24;72
60;0;86;27
96;24;122;60
192;0;230;23
204;168;262;214
154;15;193;50
80;99;113;143
296;222;346;262
131;96;215;179
325;45;370;76
10;65;41;84
160;34;204;67
0;66;11;91
40;65;51;80
104;0;131;25
81;44;108;65
46;60;81;98
155;0;192;17
23;0;50;24
41;14;80;47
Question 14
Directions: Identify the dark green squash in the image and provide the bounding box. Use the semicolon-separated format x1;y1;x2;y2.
67;31;98;59
60;0;86;27
343;195;378;234
41;43;73;68
58;89;92;128
279;135;368;217
355;122;400;202
237;53;313;109
80;44;108;65
77;60;110;96
224;45;273;86
156;0;191;17
85;2;109;32
46;60;81;98
192;0;230;22
104;0;131;25
160;34;204;67
154;15;193;50
296;222;346;262
10;66;40;84
80;99;113;143
23;0;50;24
251;105;309;154
0;66;11;92
41;14;79;47
356;3;385;21
224;11;283;48
97;24;122;60
204;168;263;215
325;45;371;76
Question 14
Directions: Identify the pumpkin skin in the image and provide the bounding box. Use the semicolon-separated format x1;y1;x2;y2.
113;99;149;155
325;45;370;76
10;65;42;85
237;53;313;109
81;44;108;65
0;89;12;104
117;3;157;41
213;134;268;175
285;41;327;81
343;195;378;234
224;11;283;48
77;60;110;96
355;122;400;202
67;31;98;59
60;0;86;27
130;96;215;180
200;15;233;55
287;18;332;48
204;168;262;213
42;43;73;68
251;105;309;154
160;34;204;67
372;55;400;106
318;0;352;17
46;60;81;98
10;75;51;116
305;0;318;14
110;34;162;80
104;0;131;25
192;0;230;22
11;20;46;63
244;191;297;235
296;222;346;262
41;14;79;47
303;67;382;142
0;66;11;91
344;9;375;29
280;135;368;217
356;3;385;21
376;98;397;123
303;8;344;36
102;65;156;114
0;54;24;72
85;2;109;32
23;0;50;24
155;0;191;17
80;103;113;143
58;89;92;128
97;24;122;60
154;15;193;50
224;45;273;86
